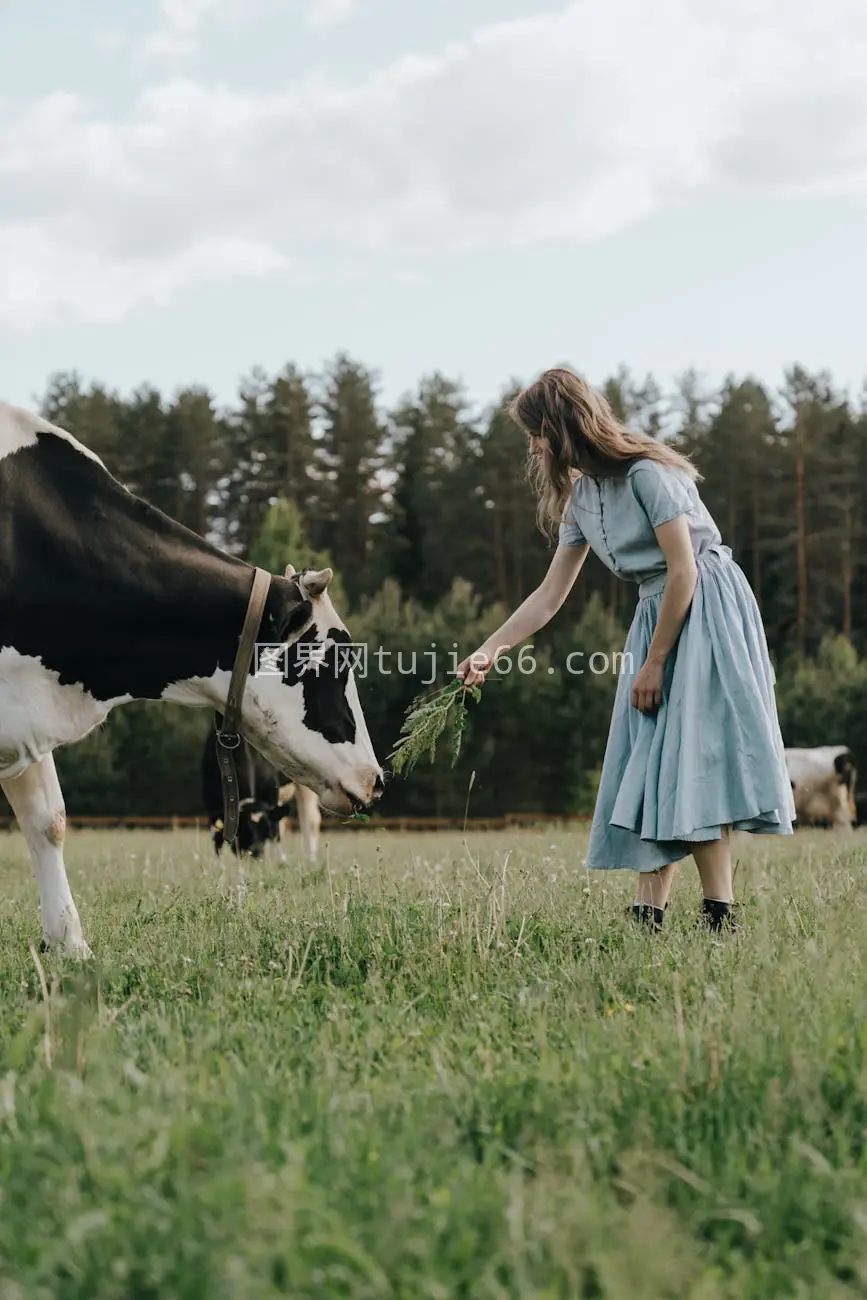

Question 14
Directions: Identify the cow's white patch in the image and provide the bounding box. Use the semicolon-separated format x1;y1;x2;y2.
258;645;284;676
297;641;329;675
0;646;128;778
0;402;106;468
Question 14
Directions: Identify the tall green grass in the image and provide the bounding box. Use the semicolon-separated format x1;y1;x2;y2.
1;826;866;1298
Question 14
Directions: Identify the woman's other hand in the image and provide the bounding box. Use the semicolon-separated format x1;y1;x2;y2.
632;657;664;713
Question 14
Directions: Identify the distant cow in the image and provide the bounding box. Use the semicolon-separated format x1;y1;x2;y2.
785;746;857;828
201;726;320;860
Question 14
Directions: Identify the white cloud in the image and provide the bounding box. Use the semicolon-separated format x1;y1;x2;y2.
306;0;359;29
141;0;356;60
2;0;867;327
93;29;128;55
141;0;242;61
0;225;287;329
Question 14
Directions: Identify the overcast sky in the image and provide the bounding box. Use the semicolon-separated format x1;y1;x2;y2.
2;0;866;415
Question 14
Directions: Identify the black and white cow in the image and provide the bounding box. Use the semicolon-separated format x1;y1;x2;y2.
784;746;857;829
201;724;321;861
0;402;382;957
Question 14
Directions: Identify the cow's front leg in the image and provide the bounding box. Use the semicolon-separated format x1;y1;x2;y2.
295;784;321;862
1;756;92;959
275;783;295;862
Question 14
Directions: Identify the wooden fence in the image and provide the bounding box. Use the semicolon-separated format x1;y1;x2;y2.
0;812;592;833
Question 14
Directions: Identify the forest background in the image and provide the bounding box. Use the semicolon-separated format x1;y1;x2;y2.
12;357;866;818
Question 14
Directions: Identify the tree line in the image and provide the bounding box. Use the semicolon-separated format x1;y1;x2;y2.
8;356;867;822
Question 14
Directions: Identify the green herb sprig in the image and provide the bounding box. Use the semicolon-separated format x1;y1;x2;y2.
389;678;482;777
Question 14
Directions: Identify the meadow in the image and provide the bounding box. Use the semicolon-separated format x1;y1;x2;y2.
1;824;867;1298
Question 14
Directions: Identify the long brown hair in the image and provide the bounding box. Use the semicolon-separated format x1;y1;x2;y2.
509;367;700;540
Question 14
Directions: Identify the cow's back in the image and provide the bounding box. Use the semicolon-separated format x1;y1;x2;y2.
785;745;856;828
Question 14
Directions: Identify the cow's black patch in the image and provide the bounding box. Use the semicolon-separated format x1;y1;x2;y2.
0;435;356;750
283;626;358;746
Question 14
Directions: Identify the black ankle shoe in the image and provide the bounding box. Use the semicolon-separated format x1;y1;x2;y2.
701;898;738;933
629;902;666;931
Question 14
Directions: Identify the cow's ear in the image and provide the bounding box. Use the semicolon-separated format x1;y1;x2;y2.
299;568;332;600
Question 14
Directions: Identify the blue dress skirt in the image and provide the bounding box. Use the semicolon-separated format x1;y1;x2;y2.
558;459;795;872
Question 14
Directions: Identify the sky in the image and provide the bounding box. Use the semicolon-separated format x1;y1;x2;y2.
2;0;867;416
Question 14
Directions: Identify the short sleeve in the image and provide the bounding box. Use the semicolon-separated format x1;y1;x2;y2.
558;493;586;547
629;461;694;530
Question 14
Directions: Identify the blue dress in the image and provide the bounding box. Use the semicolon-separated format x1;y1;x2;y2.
558;458;795;872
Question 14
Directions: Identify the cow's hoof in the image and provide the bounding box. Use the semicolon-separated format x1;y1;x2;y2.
40;937;94;961
64;939;94;961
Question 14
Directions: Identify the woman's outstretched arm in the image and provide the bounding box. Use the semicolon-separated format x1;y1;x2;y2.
458;543;589;685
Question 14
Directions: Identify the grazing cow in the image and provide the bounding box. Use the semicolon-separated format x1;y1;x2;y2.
0;402;382;957
201;725;321;860
784;746;856;829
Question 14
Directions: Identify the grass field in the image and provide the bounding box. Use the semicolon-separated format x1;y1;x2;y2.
2;825;867;1298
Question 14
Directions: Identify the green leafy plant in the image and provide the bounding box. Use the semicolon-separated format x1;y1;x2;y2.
389;679;483;776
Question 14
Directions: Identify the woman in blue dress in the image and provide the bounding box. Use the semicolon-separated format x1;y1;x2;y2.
458;367;794;931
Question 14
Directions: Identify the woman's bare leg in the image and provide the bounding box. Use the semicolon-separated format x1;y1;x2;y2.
691;827;733;902
634;862;678;909
692;828;736;930
630;833;736;932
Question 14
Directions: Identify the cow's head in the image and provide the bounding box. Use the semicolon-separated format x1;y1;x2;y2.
834;748;857;820
229;565;383;817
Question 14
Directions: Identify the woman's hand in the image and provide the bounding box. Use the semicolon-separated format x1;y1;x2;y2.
456;649;494;687
632;656;665;714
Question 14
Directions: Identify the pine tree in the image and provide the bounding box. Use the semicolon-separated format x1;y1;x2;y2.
117;385;172;509
312;353;384;605
779;367;849;655
163;388;226;540
39;372;124;474
383;373;476;604
267;364;316;509
222;366;273;555
470;388;548;609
